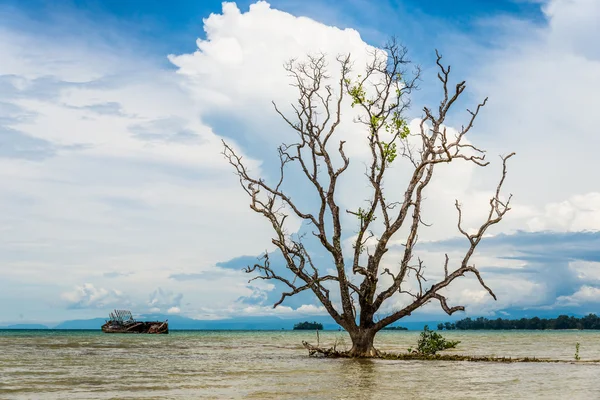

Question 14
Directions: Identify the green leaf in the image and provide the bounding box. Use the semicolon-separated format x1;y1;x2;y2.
415;325;460;355
382;141;397;164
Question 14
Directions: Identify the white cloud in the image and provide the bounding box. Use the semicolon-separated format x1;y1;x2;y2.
169;2;372;117
236;287;269;306
543;0;600;59
167;306;181;314
240;303;328;316
568;261;600;284
0;4;296;320
147;288;183;311
448;277;547;316
527;193;600;232
373;244;551;317
2;0;600;322
556;286;600;307
170;0;599;320
169;1;518;252
61;283;128;309
466;0;600;230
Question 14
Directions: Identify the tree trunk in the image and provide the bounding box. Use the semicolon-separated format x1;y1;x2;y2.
348;329;377;357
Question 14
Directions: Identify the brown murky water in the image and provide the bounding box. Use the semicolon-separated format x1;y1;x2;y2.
1;330;600;399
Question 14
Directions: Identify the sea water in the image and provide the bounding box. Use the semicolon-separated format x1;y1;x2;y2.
1;329;600;399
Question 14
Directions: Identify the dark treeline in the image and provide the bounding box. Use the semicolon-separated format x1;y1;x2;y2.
382;326;408;331
438;314;600;330
293;321;324;330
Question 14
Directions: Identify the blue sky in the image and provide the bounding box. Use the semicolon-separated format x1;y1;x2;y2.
1;0;599;325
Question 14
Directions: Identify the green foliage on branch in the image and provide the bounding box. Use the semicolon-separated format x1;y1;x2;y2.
382;141;397;164
384;111;410;139
345;74;410;170
346;77;366;107
355;207;376;224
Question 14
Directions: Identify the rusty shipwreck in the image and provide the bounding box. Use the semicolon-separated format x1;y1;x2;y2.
101;310;168;334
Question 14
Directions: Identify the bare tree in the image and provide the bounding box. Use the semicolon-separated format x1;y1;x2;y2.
223;39;514;357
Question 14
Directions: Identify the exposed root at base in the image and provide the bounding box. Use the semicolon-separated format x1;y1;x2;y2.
302;341;380;358
303;341;348;357
301;341;600;363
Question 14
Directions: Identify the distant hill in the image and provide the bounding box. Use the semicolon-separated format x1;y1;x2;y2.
136;314;342;330
51;314;344;330
0;324;49;329
2;314;451;331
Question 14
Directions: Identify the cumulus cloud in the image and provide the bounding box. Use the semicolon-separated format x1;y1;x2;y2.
2;0;600;322
543;0;600;59
61;283;129;309
169;1;513;254
0;3;298;321
354;0;600;318
147;288;183;312
556;286;600;307
168;1;373;116
236;287;269;306
527;193;600;232
169;0;598;320
467;0;600;228
569;261;600;284
409;231;600;316
240;303;328;317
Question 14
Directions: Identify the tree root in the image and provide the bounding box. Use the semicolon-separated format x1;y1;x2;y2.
302;341;600;363
303;341;350;357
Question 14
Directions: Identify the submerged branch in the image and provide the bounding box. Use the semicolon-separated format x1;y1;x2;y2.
302;342;600;363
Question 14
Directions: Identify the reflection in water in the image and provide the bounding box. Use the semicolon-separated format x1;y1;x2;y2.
344;359;376;399
1;330;600;399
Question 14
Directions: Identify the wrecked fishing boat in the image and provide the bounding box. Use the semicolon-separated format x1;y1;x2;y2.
101;310;168;334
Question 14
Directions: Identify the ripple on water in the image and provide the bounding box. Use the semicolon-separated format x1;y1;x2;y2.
1;330;600;399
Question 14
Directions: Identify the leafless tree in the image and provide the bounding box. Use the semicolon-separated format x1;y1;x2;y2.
223;39;515;357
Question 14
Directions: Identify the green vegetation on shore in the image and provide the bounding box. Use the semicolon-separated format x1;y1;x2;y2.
410;325;460;355
438;314;600;330
293;321;324;330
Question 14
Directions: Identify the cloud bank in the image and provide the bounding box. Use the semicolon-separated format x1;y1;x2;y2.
0;0;598;323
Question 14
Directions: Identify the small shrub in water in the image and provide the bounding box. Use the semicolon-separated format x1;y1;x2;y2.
416;325;461;355
575;342;580;361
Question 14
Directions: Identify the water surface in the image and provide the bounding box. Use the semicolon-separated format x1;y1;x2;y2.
1;329;599;399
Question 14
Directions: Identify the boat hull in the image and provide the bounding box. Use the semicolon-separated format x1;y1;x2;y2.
101;321;169;334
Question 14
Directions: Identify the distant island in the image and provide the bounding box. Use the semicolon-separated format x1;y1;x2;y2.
293;321;324;330
382;326;408;330
438;314;600;330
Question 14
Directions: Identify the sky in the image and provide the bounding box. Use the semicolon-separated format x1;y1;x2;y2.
1;0;599;325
